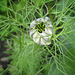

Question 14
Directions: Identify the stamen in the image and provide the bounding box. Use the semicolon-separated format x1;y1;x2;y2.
35;22;45;33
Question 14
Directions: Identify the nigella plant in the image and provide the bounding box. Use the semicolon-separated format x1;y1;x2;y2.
29;17;53;45
0;0;75;75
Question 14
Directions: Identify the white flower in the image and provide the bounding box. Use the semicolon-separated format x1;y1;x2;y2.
29;17;53;45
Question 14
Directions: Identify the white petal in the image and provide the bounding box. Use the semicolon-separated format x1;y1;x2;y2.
40;32;47;36
45;17;50;20
33;32;40;44
29;29;37;37
45;28;53;35
41;37;51;45
40;38;46;45
37;18;44;22
30;20;36;28
44;17;50;22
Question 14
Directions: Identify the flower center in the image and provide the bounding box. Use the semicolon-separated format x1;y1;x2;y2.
35;22;45;33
